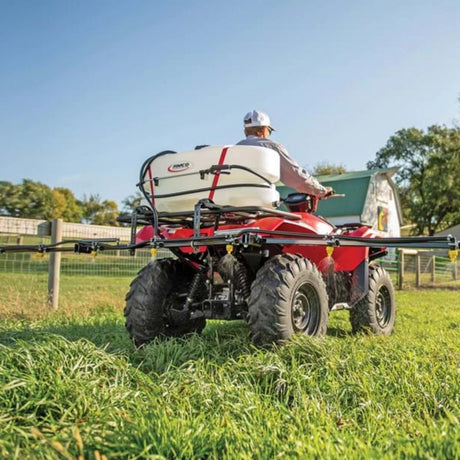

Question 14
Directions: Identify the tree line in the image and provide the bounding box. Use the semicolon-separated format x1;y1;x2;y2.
1;124;459;234
0;181;122;226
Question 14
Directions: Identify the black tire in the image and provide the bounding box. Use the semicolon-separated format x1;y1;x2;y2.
350;266;396;335
248;254;329;346
124;259;206;347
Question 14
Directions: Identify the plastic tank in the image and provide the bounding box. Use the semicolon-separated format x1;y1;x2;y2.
142;145;280;213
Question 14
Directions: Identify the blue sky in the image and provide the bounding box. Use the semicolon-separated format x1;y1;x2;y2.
1;0;459;206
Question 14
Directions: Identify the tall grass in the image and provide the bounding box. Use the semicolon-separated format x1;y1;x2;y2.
0;273;459;459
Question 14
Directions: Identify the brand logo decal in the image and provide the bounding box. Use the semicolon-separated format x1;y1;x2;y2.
167;162;192;173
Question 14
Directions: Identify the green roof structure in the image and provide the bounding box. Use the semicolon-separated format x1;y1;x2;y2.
277;167;400;219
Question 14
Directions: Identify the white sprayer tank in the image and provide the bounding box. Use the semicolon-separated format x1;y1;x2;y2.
141;145;280;213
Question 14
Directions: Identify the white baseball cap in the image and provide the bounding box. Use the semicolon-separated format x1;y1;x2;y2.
243;110;276;131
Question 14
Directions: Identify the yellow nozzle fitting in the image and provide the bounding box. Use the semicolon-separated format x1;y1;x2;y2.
226;244;234;254
448;249;458;263
150;248;157;258
34;252;45;259
91;250;97;258
326;246;334;258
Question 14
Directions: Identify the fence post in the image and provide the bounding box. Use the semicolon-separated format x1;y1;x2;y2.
47;218;63;310
453;260;458;281
415;252;420;288
398;249;404;290
430;256;436;283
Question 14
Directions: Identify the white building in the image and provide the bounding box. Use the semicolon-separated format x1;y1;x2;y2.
278;167;403;237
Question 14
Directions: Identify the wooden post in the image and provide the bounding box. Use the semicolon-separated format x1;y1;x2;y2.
430;256;436;283
398;249;404;290
47;218;63;310
415;252;420;288
453;260;458;281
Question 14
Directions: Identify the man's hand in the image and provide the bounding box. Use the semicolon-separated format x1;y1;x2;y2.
323;186;335;197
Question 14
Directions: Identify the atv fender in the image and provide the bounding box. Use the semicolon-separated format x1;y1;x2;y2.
350;259;369;305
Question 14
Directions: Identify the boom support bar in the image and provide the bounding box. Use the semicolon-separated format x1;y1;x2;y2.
1;231;458;255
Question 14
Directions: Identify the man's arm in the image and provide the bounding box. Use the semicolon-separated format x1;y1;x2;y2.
236;137;332;197
275;144;331;197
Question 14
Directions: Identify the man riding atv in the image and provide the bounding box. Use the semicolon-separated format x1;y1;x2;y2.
237;109;334;197
114;111;458;348
122;138;402;347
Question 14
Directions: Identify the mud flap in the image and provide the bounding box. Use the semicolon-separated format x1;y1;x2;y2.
350;259;369;305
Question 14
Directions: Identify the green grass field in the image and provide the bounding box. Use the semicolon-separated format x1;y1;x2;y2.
0;273;459;459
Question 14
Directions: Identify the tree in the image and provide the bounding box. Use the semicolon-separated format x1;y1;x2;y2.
80;194;119;226
93;200;119;226
122;192;143;213
52;188;83;222
0;180;84;221
312;162;347;176
0;179;54;219
0;181;21;216
367;125;460;235
22;180;56;219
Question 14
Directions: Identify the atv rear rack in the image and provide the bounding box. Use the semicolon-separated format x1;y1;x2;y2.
117;203;301;227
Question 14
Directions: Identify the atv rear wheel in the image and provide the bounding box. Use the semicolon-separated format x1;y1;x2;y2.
350;266;395;335
248;254;329;346
124;259;206;347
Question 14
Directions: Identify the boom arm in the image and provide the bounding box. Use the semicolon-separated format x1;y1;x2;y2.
1;229;459;260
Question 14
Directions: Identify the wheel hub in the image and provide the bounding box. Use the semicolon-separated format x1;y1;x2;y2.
375;286;391;327
292;283;319;333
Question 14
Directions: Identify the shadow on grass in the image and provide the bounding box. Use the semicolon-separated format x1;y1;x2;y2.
0;318;256;372
0;314;353;375
325;326;352;338
0;320;130;350
0;308;351;374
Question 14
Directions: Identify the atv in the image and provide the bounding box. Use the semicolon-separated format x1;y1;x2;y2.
120;145;458;347
0;145;457;346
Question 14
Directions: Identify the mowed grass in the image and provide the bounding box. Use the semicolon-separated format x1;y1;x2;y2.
0;272;459;459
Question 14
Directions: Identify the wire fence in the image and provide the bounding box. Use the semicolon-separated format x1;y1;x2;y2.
0;236;173;278
0;217;174;310
0;217;171;278
380;249;458;288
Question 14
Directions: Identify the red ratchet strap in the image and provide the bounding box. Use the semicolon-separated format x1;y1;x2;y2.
208;146;229;201
147;165;155;206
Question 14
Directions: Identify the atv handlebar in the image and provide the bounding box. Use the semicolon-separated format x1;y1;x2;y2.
282;192;345;213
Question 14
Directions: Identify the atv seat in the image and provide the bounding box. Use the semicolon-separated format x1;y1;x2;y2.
139;145;281;213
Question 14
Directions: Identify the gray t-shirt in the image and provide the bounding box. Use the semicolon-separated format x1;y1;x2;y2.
236;135;327;196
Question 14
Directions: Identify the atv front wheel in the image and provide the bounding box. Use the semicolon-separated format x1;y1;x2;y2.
350;266;395;335
124;259;206;347
248;254;329;346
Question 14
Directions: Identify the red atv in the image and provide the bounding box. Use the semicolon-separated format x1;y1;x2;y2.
122;146;458;347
